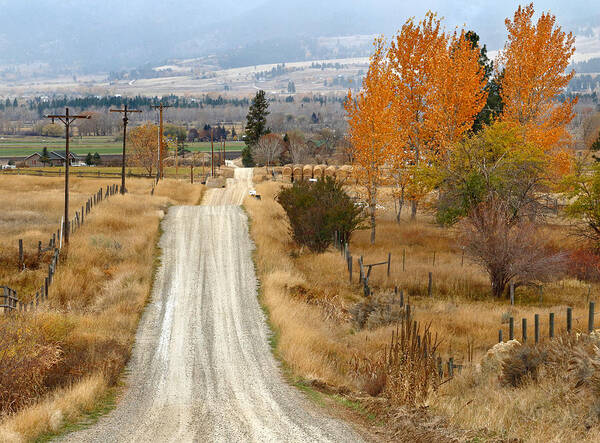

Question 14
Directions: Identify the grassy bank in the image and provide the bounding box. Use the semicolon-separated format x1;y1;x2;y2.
0;175;203;441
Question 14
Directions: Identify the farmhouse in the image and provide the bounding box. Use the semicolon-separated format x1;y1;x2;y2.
23;151;80;167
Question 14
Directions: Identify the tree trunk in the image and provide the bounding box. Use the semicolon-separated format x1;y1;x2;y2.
396;188;404;224
410;200;417;220
370;203;376;244
490;270;508;298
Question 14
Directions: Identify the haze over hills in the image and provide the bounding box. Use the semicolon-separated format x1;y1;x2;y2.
0;0;598;77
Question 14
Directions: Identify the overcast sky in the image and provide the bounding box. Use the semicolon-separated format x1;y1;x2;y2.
0;0;596;70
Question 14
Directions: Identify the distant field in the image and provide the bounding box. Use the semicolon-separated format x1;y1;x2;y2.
0;135;243;157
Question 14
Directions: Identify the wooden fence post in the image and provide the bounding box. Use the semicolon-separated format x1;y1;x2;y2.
400;289;404;307
348;256;352;283
589;302;595;333
18;239;23;270
499;329;503;343
387;252;391;277
534;314;539;344
549;312;555;338
428;272;432;297
448;357;454;377
509;317;514;340
433;251;436;267
567;307;572;333
510;283;515;306
402;248;406;272
522;318;527;343
359;256;364;284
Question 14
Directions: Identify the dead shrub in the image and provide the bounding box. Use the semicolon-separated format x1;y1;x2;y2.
0;319;62;415
567;248;600;282
350;291;406;330
501;345;547;386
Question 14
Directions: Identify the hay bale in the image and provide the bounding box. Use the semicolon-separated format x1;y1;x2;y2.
325;165;337;179
282;164;293;183
337;165;353;182
313;164;327;180
302;164;314;180
292;164;303;181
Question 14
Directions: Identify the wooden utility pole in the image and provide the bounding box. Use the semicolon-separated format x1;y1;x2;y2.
45;108;90;246
211;128;214;177
110;104;141;194
221;139;225;168
151;104;172;179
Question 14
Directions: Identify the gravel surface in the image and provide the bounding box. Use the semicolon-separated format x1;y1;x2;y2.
60;168;361;442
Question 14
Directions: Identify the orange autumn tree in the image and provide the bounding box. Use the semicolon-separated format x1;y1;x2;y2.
387;13;446;219
499;3;577;153
388;13;487;219
345;37;395;244
431;30;488;147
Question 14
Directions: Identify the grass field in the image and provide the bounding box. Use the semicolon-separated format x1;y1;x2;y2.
245;179;600;442
0;135;244;157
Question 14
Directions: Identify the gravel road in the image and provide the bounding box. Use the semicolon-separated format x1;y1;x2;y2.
60;168;361;442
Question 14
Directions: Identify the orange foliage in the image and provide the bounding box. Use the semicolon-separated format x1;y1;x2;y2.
430;30;488;147
387;12;447;167
345;37;395;242
499;3;577;151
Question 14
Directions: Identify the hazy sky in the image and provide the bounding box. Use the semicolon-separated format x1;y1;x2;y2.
0;0;597;70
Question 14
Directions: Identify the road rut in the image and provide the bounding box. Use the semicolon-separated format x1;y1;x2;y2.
60;168;361;442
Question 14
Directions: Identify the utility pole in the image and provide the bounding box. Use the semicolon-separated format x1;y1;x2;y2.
210;128;214;177
110;104;141;194
45;108;90;246
151;103;172;179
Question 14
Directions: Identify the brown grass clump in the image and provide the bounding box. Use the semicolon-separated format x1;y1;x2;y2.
350;307;441;406
0;175;203;440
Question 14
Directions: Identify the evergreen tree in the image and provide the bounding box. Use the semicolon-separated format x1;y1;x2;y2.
93;152;102;165
40;147;50;165
85;152;94;165
465;31;504;132
12;98;17;107
242;90;270;167
592;131;600;161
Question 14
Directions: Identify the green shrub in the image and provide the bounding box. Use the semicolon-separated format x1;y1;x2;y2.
276;177;365;253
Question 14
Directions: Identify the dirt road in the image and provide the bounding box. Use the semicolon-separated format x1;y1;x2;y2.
61;168;361;442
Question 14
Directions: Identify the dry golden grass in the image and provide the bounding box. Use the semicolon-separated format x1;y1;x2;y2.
0;175;203;440
245;180;600;441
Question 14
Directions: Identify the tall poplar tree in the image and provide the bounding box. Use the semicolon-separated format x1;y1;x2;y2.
242;90;270;167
